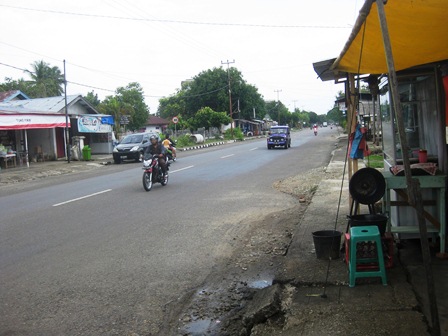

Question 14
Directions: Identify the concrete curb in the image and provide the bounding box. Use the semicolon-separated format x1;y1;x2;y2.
180;141;228;151
179;135;267;151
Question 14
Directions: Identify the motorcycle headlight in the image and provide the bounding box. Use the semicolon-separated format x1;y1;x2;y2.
130;145;139;151
143;159;151;167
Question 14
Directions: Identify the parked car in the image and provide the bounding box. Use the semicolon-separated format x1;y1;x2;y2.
267;125;291;149
113;132;160;164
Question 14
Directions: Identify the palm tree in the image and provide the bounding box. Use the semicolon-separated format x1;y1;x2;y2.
25;60;65;97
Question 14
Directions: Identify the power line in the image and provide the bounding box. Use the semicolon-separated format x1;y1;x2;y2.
0;61;228;99
0;4;350;29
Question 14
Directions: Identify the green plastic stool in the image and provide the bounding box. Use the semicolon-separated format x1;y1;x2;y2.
349;226;387;287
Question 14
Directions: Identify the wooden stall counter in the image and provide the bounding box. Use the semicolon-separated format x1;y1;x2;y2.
382;171;446;254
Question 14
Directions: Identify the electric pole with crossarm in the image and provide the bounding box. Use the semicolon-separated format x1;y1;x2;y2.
221;59;235;136
274;89;282;124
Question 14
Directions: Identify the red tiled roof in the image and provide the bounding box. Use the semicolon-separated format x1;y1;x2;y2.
147;115;169;125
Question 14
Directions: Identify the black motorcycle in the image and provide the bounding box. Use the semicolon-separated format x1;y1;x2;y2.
142;154;170;191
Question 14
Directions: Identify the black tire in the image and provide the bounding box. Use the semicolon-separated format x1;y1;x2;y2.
114;157;121;164
161;174;168;186
135;152;143;163
267;145;271;149
142;172;153;191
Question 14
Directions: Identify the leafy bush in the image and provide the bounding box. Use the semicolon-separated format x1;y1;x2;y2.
176;134;196;148
224;127;244;140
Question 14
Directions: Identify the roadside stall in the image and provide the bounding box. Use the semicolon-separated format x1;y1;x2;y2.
0;105;69;167
313;0;447;332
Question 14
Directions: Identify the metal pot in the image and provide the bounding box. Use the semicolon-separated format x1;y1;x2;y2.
349;167;386;205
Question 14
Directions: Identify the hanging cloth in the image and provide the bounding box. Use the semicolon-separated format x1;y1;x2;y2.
349;123;370;159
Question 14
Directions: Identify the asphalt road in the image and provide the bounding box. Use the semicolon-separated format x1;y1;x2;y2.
0;127;338;335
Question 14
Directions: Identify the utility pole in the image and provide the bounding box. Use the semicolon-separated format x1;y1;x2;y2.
63;60;71;163
292;100;298;112
221;60;235;136
274;89;282;124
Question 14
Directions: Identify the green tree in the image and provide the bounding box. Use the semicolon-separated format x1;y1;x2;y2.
25;60;65;97
158;89;187;121
234;83;266;120
327;106;344;126
0;77;34;96
97;96;133;138
308;111;319;125
297;111;310;127
158;67;265;122
115;82;149;131
84;91;101;107
266;100;291;125
187;107;231;132
182;68;229;118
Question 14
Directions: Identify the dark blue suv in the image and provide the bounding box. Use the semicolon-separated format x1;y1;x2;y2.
267;126;291;149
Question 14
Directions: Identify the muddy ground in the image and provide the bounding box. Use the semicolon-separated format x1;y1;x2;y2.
163;166;329;336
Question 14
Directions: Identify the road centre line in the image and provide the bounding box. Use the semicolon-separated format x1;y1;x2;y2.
53;189;112;207
250;147;258;151
221;154;234;159
170;165;194;173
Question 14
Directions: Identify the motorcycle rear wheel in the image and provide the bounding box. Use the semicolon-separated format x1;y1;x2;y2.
143;172;153;191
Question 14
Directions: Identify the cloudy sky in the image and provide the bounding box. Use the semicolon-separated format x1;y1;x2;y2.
0;0;363;115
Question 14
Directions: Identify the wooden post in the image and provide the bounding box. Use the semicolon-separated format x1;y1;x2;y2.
347;73;360;214
376;1;440;334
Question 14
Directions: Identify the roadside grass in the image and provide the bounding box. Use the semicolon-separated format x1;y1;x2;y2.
364;154;384;168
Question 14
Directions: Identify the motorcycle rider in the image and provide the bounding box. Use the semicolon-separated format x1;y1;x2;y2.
162;133;177;161
144;135;168;177
313;124;318;136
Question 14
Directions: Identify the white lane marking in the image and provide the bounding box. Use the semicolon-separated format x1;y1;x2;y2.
170;165;194;173
221;154;234;159
53;189;112;207
250;147;258;151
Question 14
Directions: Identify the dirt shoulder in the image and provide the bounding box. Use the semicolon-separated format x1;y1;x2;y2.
161;167;327;335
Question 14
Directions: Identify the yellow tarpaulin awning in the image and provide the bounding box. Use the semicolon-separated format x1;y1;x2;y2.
332;0;448;75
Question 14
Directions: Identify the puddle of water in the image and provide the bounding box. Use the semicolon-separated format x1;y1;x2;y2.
184;319;212;335
248;279;272;289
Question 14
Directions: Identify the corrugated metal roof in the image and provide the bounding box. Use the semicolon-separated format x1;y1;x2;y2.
2;95;98;115
0;104;53;115
0;90;30;102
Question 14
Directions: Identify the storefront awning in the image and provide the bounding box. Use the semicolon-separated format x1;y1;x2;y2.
0;114;69;130
331;0;448;75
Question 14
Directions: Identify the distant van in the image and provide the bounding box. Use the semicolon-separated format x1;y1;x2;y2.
323;122;328;127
